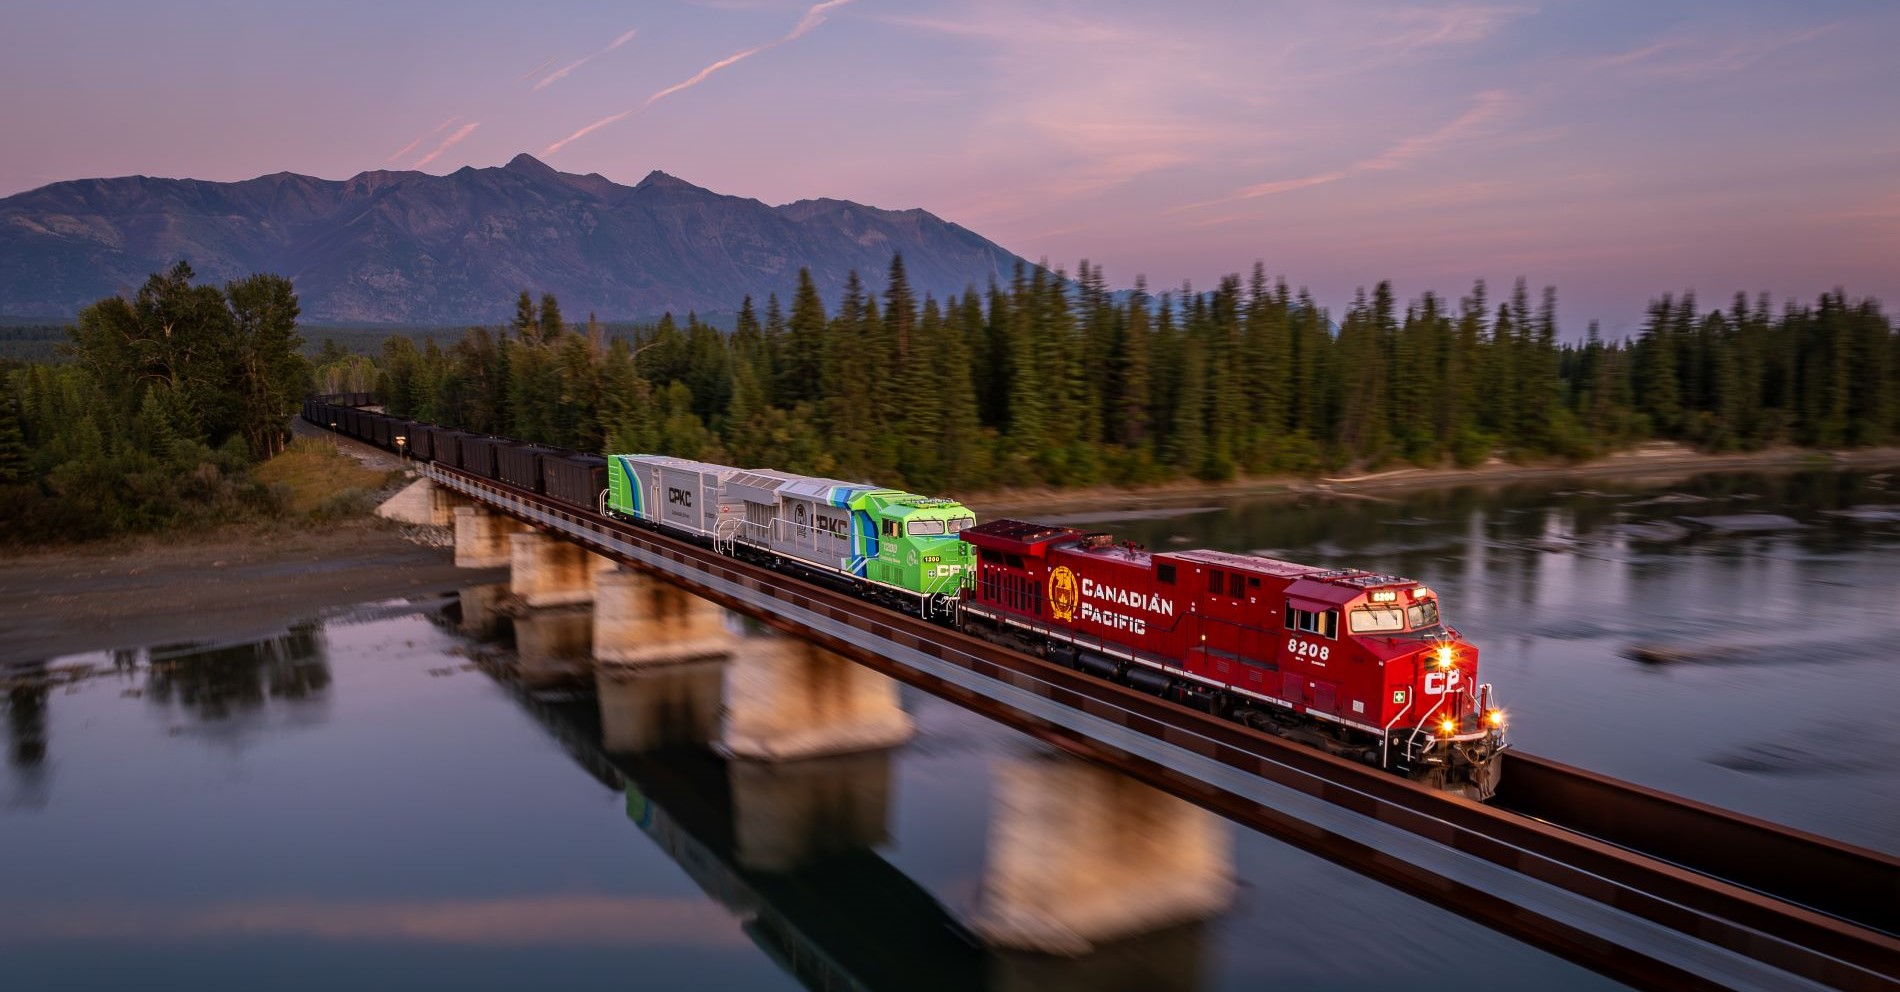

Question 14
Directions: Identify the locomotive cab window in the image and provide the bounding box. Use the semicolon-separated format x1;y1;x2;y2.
907;519;946;536
1349;606;1405;633
946;516;974;533
1156;564;1176;585
1407;599;1441;629
1286;604;1338;638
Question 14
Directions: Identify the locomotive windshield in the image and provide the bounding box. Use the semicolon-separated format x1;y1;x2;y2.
1349;606;1406;633
1348;597;1443;634
908;519;946;535
946;516;975;533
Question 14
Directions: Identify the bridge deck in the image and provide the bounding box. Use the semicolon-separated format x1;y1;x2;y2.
428;464;1900;992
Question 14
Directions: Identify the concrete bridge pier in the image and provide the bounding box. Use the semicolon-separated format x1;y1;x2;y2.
720;635;914;763
596;660;728;754
594;568;737;668
509;531;614;608
974;754;1235;955
454;506;524;568
429;482;465;526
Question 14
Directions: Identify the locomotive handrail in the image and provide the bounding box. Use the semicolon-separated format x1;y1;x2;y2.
426;463;1898;992
1379;696;1413;768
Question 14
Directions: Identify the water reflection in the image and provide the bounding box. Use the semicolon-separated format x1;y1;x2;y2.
1105;467;1900;851
7;675;49;770
3;626;334;807
142;624;331;722
5;675;50;810
490;606;1223;992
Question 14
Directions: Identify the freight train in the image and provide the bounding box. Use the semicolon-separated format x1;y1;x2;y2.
303;396;1507;798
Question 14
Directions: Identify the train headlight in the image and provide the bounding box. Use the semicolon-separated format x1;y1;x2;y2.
1435;645;1454;669
1485;708;1506;728
1439;718;1457;736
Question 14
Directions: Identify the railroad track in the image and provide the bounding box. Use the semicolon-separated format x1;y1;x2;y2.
431;465;1900;992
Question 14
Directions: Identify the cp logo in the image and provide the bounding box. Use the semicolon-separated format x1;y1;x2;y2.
1047;565;1080;621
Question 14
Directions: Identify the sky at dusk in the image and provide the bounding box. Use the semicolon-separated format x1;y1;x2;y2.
4;0;1896;334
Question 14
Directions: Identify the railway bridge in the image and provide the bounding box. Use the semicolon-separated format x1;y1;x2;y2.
320;394;1898;992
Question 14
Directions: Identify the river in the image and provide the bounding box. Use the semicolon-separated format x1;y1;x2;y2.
3;466;1895;991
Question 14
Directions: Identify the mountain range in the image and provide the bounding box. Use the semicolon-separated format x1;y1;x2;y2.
0;154;1026;324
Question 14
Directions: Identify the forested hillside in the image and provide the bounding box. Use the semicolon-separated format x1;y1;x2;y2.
363;255;1900;493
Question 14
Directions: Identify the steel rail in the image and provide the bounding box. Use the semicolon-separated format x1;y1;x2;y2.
430;464;1898;992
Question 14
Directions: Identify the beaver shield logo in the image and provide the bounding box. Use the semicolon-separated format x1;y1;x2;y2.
1047;565;1080;621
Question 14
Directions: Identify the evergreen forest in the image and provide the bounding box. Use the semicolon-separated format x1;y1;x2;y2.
3;253;1895;545
365;256;1900;493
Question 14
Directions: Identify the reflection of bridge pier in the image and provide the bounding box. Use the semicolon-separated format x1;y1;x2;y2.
975;754;1235;955
451;538;1229;982
495;628;1227;992
729;751;895;873
593;618;908;870
596;660;726;753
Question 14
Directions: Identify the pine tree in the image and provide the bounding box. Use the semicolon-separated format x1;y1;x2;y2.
1635;295;1682;436
539;293;565;342
1117;277;1154;449
513;291;538;343
781;269;826;407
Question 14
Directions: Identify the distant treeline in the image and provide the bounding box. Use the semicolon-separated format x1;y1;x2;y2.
0;262;308;541
358;256;1898;493
0;325;73;363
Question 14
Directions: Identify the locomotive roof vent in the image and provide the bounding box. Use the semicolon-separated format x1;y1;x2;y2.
1080;532;1115;549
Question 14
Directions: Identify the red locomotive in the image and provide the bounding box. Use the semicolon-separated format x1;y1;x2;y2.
958;519;1506;798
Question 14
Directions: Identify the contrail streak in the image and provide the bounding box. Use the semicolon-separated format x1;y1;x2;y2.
542;0;855;157
515;58;557;83
414;122;480;168
534;26;639;90
386;116;460;164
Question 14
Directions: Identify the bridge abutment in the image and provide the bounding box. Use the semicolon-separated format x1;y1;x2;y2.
974;755;1235;955
453;506;524;568
720;636;914;762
